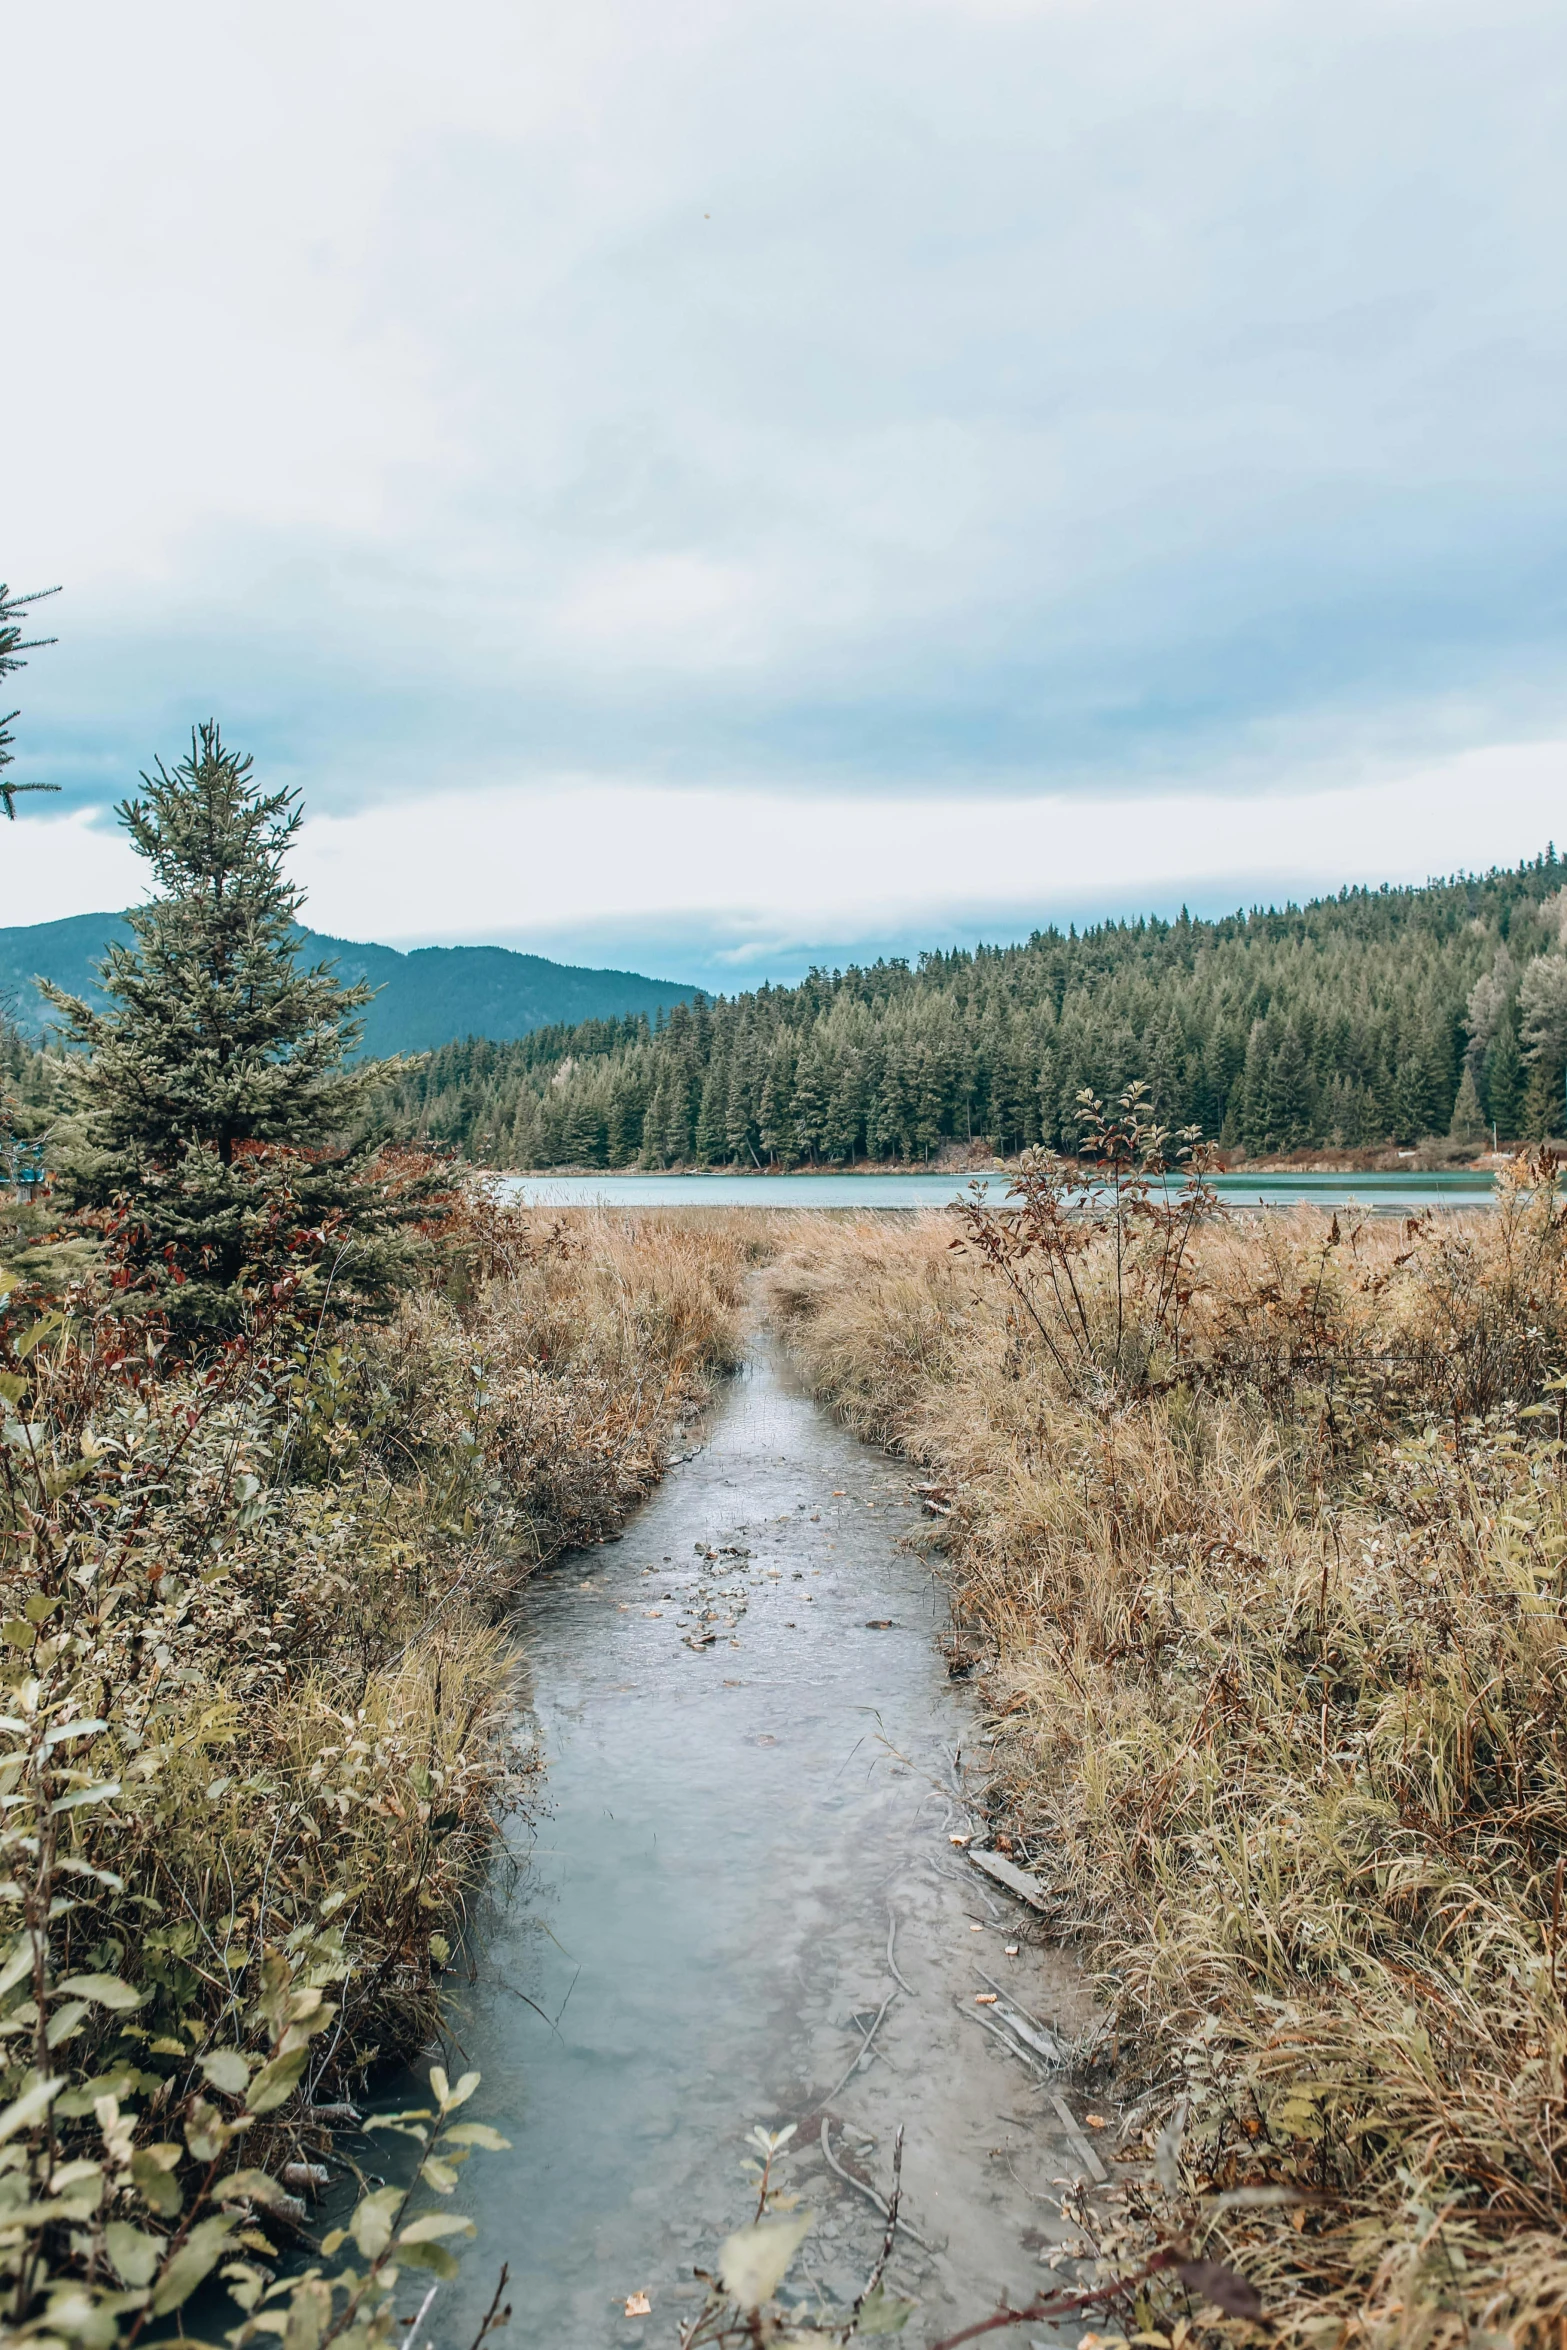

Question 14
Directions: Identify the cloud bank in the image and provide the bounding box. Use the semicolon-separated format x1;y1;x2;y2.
5;0;1565;965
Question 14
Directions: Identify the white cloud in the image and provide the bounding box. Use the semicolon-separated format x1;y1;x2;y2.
3;0;1565;962
287;735;1567;944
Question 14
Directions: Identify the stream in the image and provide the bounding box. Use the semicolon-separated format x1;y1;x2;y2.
437;1331;1105;2347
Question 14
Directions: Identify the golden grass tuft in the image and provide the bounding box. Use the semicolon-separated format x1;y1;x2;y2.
768;1184;1567;2350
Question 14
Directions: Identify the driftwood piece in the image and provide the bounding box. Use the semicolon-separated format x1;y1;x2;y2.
968;1847;1050;1911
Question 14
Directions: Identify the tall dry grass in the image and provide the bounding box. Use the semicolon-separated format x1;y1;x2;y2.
0;1199;751;2340
769;1172;1567;2350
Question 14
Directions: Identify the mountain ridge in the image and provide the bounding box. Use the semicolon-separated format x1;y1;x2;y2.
0;912;696;1057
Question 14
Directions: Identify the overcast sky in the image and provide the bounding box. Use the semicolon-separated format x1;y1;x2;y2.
6;0;1565;986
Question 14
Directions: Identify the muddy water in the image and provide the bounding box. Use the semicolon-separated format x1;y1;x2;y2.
441;1335;1102;2347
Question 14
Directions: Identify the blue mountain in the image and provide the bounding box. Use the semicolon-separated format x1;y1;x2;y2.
0;912;695;1057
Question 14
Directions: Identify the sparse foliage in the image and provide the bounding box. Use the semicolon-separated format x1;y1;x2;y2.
0;583;61;823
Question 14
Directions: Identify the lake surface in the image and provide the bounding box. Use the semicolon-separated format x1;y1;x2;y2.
435;1333;1104;2347
498;1168;1498;1213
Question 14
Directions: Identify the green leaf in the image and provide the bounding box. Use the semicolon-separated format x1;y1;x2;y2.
444;2123;511;2150
200;2047;252;2095
0;2073;64;2143
399;2213;475;2245
246;2043;310;2115
150;2213;237;2314
279;2275;333;2350
55;1971;145;2011
41;2285;125;2348
856;2285;917;2334
46;1997;89;2047
0;1938;35;2000
130;2143;184;2218
428;2064;479;2111
718;2214;813;2311
224;2167;306;2211
15;1311;64;1359
105;2221;166;2288
0;1373;26;1406
50;1780;122;1813
395;2239;459;2278
2;1619;36;1651
350;2183;404;2260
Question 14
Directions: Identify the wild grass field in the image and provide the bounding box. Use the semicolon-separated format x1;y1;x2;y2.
0;1197;758;2344
768;1139;1567;2350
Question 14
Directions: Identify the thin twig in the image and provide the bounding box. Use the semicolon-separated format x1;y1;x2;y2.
823;1989;897;2104
849;2122;905;2322
463;2262;513;2350
885;1911;915;1998
818;2117;934;2251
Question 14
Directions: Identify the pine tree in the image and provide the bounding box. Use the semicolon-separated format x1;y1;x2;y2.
1519;952;1567;1139
1448;1064;1485;1142
1484;1017;1526;1140
43;724;418;1331
1269;1023;1314;1149
0;583;62;822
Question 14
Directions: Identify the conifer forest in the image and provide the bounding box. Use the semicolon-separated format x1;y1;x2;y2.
387;855;1567;1167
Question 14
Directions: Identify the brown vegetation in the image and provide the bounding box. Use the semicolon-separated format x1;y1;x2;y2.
0;1200;751;2342
768;1145;1567;2350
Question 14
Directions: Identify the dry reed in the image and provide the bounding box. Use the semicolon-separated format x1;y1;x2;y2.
768;1169;1567;2350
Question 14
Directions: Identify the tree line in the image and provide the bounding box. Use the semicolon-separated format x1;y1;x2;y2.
385;855;1567;1167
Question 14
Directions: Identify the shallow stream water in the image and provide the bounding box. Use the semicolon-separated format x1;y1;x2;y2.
437;1332;1105;2348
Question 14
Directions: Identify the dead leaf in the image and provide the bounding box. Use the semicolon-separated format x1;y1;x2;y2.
1174;2258;1263;2320
949;1833;970;1846
975;1993;998;2005
624;2290;651;2318
1004;1944;1019;1956
1085;2113;1108;2128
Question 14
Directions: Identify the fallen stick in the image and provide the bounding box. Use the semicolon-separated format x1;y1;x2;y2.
823;1989;897;2104
885;1912;916;1999
960;2014;1107;2181
966;2006;1047;2071
849;2123;905;2324
973;1970;1064;2064
819;2117;935;2250
1046;2091;1109;2184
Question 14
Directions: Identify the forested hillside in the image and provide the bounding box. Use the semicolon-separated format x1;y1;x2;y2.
0;910;694;1053
385;854;1567;1166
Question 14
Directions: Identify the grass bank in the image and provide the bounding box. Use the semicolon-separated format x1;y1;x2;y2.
768;1161;1567;2350
0;1200;756;2343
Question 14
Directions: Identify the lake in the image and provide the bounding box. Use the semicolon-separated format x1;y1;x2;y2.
496;1168;1499;1212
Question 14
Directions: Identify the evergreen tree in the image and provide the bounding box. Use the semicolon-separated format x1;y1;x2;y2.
1484;1017;1526;1139
693;1066;726;1164
379;852;1567;1167
1519;952;1567;1138
0;583;61;822
1269;1023;1314;1149
44;724;417;1330
1448;1063;1486;1142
